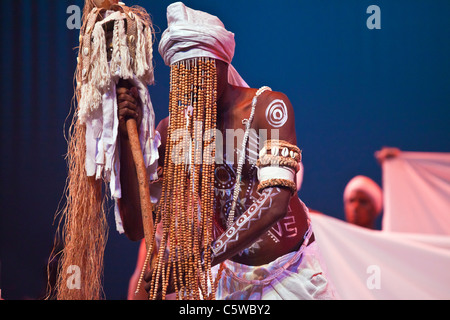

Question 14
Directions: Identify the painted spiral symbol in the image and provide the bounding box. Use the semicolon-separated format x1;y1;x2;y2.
265;99;288;128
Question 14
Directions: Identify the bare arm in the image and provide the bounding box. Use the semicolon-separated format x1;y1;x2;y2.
211;187;291;266
211;90;300;266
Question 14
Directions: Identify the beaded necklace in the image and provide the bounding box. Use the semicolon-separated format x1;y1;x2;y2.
226;86;272;228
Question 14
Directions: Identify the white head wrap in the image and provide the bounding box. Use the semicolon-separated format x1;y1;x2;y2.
343;175;383;215
158;2;248;88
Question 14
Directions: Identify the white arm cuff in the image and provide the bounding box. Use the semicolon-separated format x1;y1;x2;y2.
258;166;296;183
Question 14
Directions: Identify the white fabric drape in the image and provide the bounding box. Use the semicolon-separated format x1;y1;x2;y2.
310;213;450;300
382;152;450;235
309;151;450;299
86;76;160;234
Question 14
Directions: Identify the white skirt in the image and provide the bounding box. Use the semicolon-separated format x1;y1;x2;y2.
211;242;339;300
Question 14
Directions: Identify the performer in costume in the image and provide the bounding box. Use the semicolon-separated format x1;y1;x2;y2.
120;2;338;300
50;0;159;300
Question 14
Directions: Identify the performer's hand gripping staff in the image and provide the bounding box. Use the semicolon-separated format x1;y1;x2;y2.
51;0;158;300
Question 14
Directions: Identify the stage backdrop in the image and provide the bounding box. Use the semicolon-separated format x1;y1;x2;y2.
1;0;449;299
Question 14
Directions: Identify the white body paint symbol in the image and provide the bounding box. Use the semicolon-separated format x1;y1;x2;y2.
266;99;288;128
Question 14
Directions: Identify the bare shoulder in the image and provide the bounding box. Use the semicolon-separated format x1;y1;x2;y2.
253;89;297;143
156;116;169;133
155;117;170;160
260;89;291;103
156;116;169;142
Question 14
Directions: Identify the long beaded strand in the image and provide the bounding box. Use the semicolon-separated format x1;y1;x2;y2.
208;59;219;298
152;62;180;300
191;58;203;300
207;59;218;299
148;64;174;300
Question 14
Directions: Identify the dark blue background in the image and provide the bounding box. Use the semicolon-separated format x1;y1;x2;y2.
1;0;449;300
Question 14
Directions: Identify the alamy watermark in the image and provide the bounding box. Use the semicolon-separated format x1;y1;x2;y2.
66;5;381;31
67;5;81;30
66;265;81;290
169;124;280;166
367;5;381;30
366;265;381;290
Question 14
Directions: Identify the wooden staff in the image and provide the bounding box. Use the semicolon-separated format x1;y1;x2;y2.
126;116;160;298
126;118;157;267
94;0;158;287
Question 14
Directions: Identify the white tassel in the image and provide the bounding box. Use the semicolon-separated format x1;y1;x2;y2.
91;24;110;91
109;19;121;79
134;20;149;79
144;25;155;85
118;19;133;79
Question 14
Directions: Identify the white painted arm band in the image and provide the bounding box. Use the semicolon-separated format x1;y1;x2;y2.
258;166;296;183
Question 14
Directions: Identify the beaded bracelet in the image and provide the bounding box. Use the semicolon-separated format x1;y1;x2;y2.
256;154;299;171
257;178;298;195
256;140;302;194
259;139;302;163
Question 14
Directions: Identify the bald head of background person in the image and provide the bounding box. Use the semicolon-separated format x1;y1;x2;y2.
343;175;383;229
